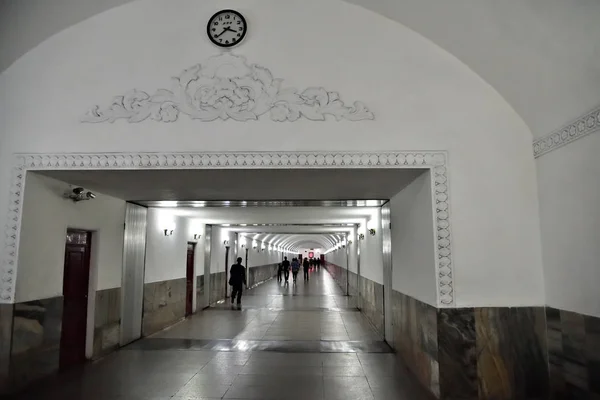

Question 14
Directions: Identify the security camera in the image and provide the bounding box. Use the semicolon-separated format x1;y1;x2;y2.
64;186;96;202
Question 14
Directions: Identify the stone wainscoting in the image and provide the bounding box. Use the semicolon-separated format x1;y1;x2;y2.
394;291;550;399
208;271;227;305
196;274;205;309
359;275;384;334
247;263;278;288
546;307;600;399
142;278;186;336
392;290;440;396
324;262;383;334
9;297;63;390
93;287;120;359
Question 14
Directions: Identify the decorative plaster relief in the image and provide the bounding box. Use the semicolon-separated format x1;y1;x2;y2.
82;53;374;123
1;151;452;306
533;105;600;158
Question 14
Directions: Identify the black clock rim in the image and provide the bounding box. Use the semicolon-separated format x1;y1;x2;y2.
207;9;247;48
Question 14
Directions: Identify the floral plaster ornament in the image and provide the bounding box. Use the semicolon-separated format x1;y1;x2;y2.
82;53;374;123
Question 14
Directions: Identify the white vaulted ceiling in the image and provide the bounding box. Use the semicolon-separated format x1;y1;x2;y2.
1;0;599;138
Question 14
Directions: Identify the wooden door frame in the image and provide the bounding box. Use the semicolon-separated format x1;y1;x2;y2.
60;229;92;369
185;242;196;316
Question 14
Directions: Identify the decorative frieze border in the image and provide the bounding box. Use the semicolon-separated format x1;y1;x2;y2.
533;105;600;158
1;151;454;307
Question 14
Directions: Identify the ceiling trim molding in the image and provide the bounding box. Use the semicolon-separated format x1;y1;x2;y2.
81;53;374;123
2;151;453;307
533;105;600;158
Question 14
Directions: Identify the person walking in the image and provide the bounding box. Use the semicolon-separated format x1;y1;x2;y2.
229;257;246;309
277;262;283;283
303;257;310;281
282;257;291;284
291;258;300;283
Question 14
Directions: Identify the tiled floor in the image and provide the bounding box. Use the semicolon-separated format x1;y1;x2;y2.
11;268;434;399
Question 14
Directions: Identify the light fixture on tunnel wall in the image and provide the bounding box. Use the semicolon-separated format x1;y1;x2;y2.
369;228;376;236
347;240;353;245
359;233;365;240
241;244;245;248
164;229;174;236
64;186;96;202
223;239;230;246
193;233;201;240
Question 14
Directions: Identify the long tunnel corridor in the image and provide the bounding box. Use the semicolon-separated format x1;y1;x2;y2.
10;269;433;400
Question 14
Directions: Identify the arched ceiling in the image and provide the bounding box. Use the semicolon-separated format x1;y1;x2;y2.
229;225;353;252
1;0;598;138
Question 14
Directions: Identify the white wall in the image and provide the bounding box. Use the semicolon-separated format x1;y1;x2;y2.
327;247;348;271
390;172;437;306
0;0;545;307
144;209;190;283
210;227;236;274
16;172;125;302
237;235;281;270
537;133;600;318
359;210;384;284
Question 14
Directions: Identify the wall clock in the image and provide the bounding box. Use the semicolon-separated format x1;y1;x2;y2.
207;9;247;48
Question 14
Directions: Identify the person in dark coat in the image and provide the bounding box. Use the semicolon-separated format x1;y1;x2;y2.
229;257;246;308
277;262;283;282
282;257;291;284
303;258;310;281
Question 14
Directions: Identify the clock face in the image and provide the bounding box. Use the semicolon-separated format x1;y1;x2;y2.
207;10;247;48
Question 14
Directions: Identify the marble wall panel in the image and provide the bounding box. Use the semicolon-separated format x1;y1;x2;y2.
546;307;600;399
9;297;63;390
475;307;548;399
247;263;278;288
209;272;226;305
142;278;186;336
0;304;13;393
359;275;384;335
437;308;478;399
392;290;440;397
93;287;121;359
196;275;205;310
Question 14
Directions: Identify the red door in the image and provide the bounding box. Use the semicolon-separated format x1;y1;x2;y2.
186;243;195;316
60;230;92;370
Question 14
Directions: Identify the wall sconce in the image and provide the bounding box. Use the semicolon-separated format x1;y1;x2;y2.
369;228;376;236
359;233;365;240
164;229;174;236
193;234;202;240
347;240;353;245
223;240;230;246
241;244;246;248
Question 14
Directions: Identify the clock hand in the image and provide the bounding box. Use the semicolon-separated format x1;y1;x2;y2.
215;29;228;38
225;27;238;33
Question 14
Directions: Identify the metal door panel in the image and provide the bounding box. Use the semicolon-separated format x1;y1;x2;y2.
120;203;147;346
381;203;393;345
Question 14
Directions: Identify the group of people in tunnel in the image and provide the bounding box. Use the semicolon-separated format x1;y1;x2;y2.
228;254;323;309
277;256;321;284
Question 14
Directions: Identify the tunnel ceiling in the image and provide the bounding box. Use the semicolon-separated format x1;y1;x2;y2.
37;169;423;201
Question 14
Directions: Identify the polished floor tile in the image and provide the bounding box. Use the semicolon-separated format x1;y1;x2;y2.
8;269;433;400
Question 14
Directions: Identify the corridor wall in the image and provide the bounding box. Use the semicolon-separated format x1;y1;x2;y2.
11;173;125;387
536;118;600;398
142;209;190;335
237;236;281;288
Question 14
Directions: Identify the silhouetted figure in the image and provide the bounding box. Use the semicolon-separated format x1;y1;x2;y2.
291;258;300;283
303;258;310;281
277;262;284;282
229;257;246;308
282;257;290;284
